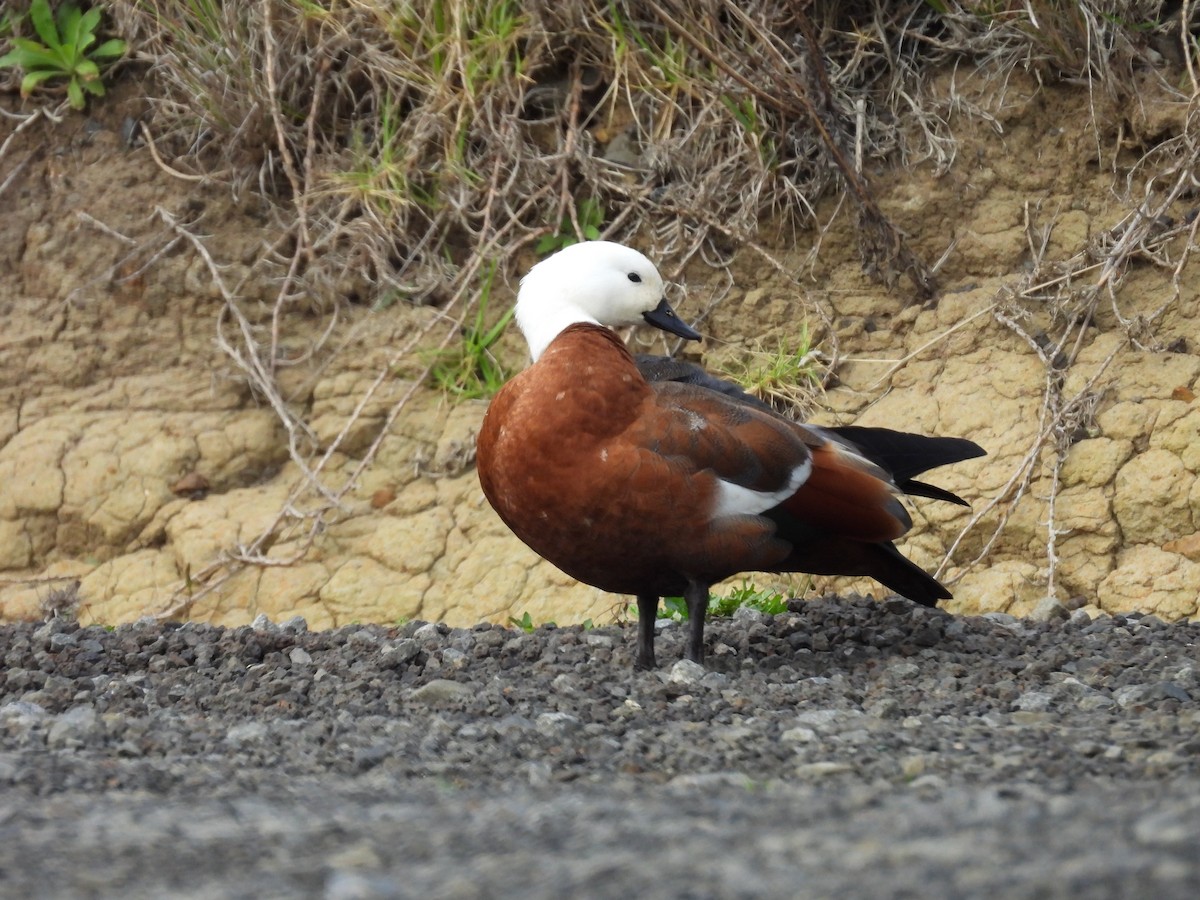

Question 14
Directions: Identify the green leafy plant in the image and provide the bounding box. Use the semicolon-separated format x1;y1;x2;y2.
710;581;791;617
650;580;792;622
0;0;125;110
508;612;592;632
508;611;540;632
535;197;605;256
427;265;514;399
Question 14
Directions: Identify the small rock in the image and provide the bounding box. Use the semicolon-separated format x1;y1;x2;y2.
440;648;468;668
886;662;921;680
908;774;948;792
796;761;855;778
1155;682;1191;702
1067;608;1093;626
667;771;752;790
1010;711;1051;725
1014;691;1054;712
1076;692;1116;711
325;870;403;900
456;724;488;741
536;712;582;737
0;701;47;722
668;659;706;685
224;721;269;746
48;632;78;650
1163;665;1196;686
1114;684;1152;708
47;706;98;749
714;725;755;745
981;612;1024;632
494;715;536;736
1029;597;1069;623
866;698;902;719
1133;801;1200;848
407;680;473;705
522;761;553;786
1145;750;1182;770
413;623;444;643
781;726;817;743
380;640;420;667
732;606;767;625
327;841;384;871
289;647;313;666
280;616;309;634
837;729;872;746
793;709;860;732
352;743;391;772
551;673;583;697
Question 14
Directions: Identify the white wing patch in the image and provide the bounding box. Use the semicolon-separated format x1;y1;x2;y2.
682;409;707;433
711;456;813;519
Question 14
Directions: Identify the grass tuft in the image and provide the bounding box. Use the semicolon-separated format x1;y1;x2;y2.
717;325;826;416
425;264;514;399
654;580;792;622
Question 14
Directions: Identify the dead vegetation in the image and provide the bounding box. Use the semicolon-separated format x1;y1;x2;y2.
3;1;1199;615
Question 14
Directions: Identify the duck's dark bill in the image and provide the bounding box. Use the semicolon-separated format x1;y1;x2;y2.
643;298;702;341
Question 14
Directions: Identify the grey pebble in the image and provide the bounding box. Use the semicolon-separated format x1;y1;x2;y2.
407;679;473;704
668;659;706;684
46;706;98;748
290;646;313;665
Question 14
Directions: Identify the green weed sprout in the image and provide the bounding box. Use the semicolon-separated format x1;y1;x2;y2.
427;265;515;400
654;580;791;622
0;0;126;110
536;197;604;256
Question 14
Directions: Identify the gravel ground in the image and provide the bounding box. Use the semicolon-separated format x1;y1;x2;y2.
2;596;1199;898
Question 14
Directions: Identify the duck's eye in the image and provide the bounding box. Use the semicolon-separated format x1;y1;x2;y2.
627;272;642;283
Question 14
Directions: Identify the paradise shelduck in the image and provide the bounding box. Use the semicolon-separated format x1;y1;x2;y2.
476;241;985;669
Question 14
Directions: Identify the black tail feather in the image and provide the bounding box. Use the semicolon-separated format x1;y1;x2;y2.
902;479;972;507
822;425;986;485
768;513;952;606
862;541;951;606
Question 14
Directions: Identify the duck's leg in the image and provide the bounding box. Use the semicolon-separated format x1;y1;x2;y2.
684;580;710;665
635;594;659;670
